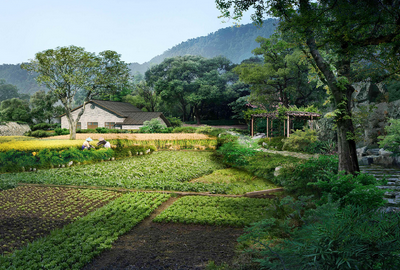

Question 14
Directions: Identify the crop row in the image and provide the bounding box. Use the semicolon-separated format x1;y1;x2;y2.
153;196;273;227
0;192;170;270
0;151;234;193
0;186;121;255
48;133;213;141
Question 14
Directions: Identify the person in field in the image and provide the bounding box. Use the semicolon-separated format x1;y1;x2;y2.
82;137;95;150
97;137;111;148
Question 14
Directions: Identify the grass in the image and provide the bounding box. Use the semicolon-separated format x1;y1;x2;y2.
191;168;278;194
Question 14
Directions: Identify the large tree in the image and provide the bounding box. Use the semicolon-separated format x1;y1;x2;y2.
22;46;131;139
234;34;324;108
145;55;234;124
216;0;400;174
30;90;65;123
0;98;31;123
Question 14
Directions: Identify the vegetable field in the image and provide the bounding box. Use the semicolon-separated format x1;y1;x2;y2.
0;192;170;269
1;151;232;193
153;196;273;227
0;186;121;255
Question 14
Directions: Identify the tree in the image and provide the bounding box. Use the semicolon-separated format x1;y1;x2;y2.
145;55;236;124
30;90;65;123
133;81;159;112
22;46;131;139
216;0;400;174
0;98;31;123
0;79;20;102
234;34;324;108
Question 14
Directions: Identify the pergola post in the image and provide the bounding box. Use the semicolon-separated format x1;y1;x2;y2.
251;116;254;137
310;115;314;130
287;115;290;138
266;117;269;138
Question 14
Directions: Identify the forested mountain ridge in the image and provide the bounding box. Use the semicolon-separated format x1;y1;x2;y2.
0;19;277;94
129;18;278;74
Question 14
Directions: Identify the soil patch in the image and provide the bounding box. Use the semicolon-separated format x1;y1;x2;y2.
84;197;244;270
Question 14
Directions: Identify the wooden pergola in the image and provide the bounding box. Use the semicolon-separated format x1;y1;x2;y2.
250;111;322;137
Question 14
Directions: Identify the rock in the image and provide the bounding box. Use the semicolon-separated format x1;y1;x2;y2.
366;148;380;155
68;161;73;167
356;146;367;157
0;122;31;136
358;157;371;166
373;155;394;167
252;133;266;140
111;157;115;161
274;166;283;177
146;149;151;154
379;148;393;157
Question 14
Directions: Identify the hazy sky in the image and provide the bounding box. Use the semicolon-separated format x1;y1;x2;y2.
1;0;254;65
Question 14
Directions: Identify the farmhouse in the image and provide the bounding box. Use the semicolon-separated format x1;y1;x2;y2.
60;100;171;130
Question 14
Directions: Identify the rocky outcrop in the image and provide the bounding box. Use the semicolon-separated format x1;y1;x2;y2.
0;122;30;136
357;147;400;167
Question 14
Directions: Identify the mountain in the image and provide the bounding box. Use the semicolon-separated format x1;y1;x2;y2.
129;18;278;74
0;19;277;94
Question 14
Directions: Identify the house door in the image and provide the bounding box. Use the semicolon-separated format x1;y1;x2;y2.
87;122;98;129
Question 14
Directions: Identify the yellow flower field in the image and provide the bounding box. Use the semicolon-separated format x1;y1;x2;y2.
0;140;84;152
47;133;213;140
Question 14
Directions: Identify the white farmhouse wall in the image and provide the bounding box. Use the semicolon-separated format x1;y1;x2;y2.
121;125;143;130
61;104;125;129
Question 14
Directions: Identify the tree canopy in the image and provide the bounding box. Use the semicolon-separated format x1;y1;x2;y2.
216;0;400;174
22;46;131;139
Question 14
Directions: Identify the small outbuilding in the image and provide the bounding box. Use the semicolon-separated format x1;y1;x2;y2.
60;100;171;130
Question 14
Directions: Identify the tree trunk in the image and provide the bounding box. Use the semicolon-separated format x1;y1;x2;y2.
305;34;360;174
194;105;201;125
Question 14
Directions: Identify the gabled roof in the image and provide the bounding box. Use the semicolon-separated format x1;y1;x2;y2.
117;112;171;127
60;100;142;118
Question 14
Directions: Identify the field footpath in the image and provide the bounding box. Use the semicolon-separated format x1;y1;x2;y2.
18;183;283;198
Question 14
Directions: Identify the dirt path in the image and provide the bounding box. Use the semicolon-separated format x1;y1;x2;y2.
83;197;244;270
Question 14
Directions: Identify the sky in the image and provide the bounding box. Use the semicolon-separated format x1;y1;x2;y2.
1;0;255;65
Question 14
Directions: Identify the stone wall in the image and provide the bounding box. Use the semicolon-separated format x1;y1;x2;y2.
0;122;31;136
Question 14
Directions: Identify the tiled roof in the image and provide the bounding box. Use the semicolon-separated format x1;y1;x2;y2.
90;100;142;116
117;112;171;126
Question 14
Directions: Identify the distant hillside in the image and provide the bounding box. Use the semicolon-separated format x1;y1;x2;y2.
129;18;278;74
0;64;42;95
0;19;277;94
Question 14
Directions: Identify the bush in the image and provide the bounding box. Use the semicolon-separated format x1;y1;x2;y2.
95;127;109;133
216;141;258;167
311;172;386;208
258;137;285;151
240;202;400;270
172;126;197;133
216;133;238;148
166;116;183;127
140;118;166;133
378;118;400;153
305;139;337;154
30;130;51;138
282;128;317;152
275;155;339;196
54;128;70;135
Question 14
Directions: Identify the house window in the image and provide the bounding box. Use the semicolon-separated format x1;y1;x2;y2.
76;122;81;130
105;122;115;129
87;122;98;129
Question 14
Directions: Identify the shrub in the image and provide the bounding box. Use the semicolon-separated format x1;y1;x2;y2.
378;118;400;153
54;128;70;135
311;172;386;208
216;133;238;148
30;130;50;138
275;155;339;196
166;116;183;127
95;127;109;133
240;202;400;270
282;128;317;152
172;126;197;133
140;118;166;133
216;141;257;167
258;137;285;151
305;139;337;154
